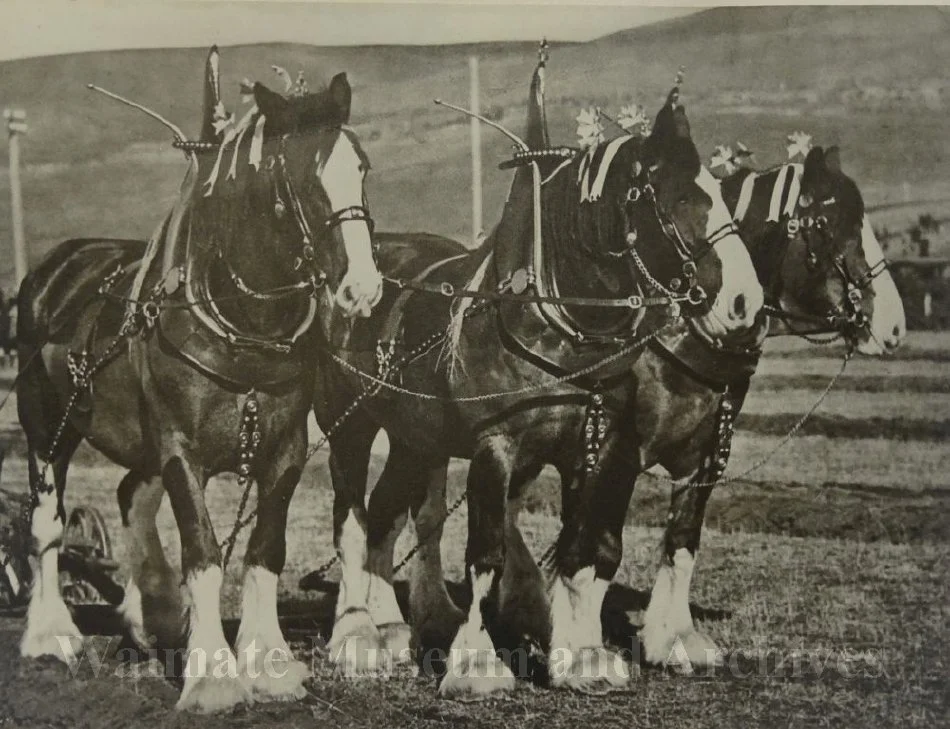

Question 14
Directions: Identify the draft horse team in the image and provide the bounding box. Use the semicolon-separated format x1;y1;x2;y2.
7;44;905;711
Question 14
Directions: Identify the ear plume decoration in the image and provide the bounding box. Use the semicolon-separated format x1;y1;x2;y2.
211;101;233;135
787;131;813;161
667;65;686;108
240;78;256;104
575;107;605;149
538;37;549;66
710;141;755;176
710;145;737;175
272;65;294;93
616;104;651;137
292;70;309;97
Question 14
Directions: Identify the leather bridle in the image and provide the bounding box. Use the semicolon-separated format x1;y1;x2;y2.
602;176;737;313
766;199;889;341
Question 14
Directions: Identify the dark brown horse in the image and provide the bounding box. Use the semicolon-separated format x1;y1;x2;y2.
312;63;763;697
368;55;907;684
14;48;381;711
596;147;906;671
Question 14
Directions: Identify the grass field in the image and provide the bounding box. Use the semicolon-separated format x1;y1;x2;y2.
0;331;948;727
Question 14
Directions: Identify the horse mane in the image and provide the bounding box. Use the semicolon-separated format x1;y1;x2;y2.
439;242;493;380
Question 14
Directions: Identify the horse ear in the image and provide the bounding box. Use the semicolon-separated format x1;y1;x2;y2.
824;145;842;174
199;45;221;142
670;105;691;139
650;87;691;146
253;82;288;120
803;146;825;177
329;73;352;124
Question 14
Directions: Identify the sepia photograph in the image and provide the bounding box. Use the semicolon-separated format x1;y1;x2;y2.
0;1;946;726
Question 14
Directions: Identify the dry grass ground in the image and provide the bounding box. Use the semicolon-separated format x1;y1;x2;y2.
0;513;946;729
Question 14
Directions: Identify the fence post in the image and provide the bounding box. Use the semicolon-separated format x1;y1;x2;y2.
469;56;483;244
4;108;28;294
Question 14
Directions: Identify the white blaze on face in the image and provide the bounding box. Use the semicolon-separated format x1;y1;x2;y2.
316;131;382;317
858;216;906;354
695;167;763;335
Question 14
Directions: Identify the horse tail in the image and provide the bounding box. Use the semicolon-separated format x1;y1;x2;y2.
439;247;493;380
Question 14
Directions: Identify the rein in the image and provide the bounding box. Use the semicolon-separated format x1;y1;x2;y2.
382;273;689;310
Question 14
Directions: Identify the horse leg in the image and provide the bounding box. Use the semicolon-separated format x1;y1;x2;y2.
439;437;516;699
234;425;309;701
405;460;465;656
163;449;250;712
363;442;426;664
116;471;185;651
365;444;463;661
20;427;84;664
17;339;85;663
326;416;385;675
494;464;550;658
641;439;723;671
546;436;634;692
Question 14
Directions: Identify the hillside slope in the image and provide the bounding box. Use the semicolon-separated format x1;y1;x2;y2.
0;5;947;289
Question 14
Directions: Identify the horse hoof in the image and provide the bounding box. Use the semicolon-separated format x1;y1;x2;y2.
241;657;310;702
176;674;252;713
378;622;413;664
641;625;721;673
680;629;723;668
439;650;516;701
20;630;84;665
549;647;633;693
328;609;386;676
117;582;151;650
21;600;84;665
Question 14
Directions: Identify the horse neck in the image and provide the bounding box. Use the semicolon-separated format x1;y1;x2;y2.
538;164;626;298
726;166;795;299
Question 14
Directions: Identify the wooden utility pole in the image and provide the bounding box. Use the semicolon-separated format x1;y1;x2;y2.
469;56;483;244
4;108;28;292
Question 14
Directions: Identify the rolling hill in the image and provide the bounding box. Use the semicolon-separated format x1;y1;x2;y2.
0;5;948;289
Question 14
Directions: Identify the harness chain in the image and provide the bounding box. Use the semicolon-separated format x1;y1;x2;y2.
218;305;487;569
9;259;855;581
28;286;147;514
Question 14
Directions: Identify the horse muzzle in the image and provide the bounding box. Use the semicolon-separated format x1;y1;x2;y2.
335;273;384;318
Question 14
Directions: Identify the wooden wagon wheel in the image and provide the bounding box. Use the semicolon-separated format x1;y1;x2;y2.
60;506;120;605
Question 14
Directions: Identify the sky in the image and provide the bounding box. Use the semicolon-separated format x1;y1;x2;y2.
0;1;699;62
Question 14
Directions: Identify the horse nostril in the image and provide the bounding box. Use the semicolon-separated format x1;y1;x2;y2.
732;293;747;321
892;325;902;338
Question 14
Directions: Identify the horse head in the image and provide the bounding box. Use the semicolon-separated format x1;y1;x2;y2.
746;145;905;354
193;52;382;322
631;86;763;339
